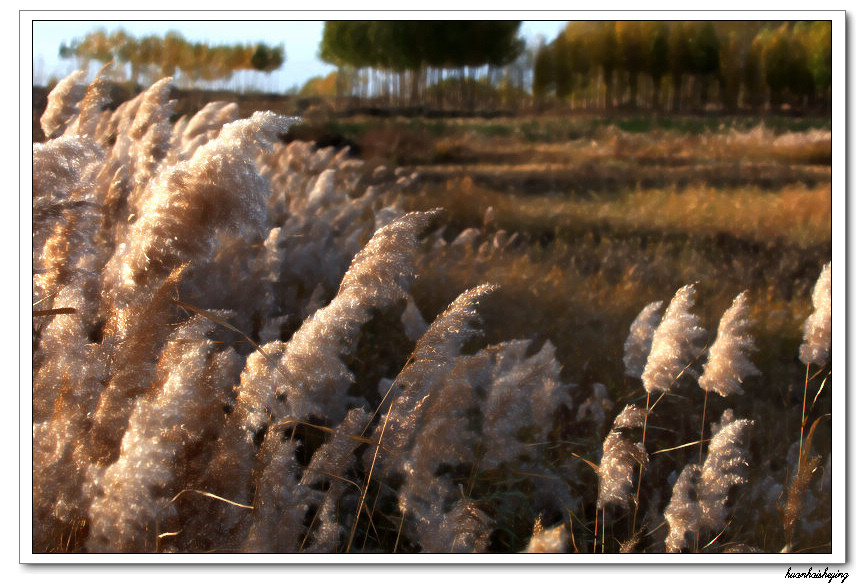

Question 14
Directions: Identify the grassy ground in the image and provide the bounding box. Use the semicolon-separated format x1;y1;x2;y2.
266;108;833;551
367;113;833;552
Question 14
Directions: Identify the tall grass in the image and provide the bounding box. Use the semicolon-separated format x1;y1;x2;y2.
32;73;833;554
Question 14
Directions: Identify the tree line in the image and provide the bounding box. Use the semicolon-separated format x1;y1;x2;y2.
314;20;830;113
532;21;831;113
54;21;831;114
59;28;285;88
318;21;525;109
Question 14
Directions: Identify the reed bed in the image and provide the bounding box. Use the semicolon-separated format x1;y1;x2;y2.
32;74;832;554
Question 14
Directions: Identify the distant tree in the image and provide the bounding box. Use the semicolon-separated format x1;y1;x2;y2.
690;22;721;107
251;43;285;73
568;37;592;107
718;30;744;112
320;21;522;108
804;21;831;106
552;34;574;102
597;22;619;109
669;22;693;111
571;21;619;110
742;30;768;111
761;23;813;110
532;42;555;106
60;28;285;88
616;21;645;107
299;71;340;96
645;21;669;110
788;23;816;107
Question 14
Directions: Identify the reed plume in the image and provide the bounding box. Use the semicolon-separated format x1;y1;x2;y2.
699;292;760;397
800;262;832;366
642;284;706;395
697;411;754;533
598;405;649;509
623;300;664;379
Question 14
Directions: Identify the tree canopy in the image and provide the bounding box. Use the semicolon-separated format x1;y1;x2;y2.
59;28;285;86
532;20;831;112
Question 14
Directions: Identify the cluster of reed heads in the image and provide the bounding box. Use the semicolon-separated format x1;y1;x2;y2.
32;73;832;554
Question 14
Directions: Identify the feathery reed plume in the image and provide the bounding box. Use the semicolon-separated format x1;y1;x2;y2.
33;280;102;423
394;351;491;551
179;101;239;156
481;339;570;470
178;342;286;550
82;264;188;469
65;66;113;139
40;71;87;139
198;212;435;547
370;285;495;552
115;111;293;290
86;316;218;552
300;408;370;553
664;464;701;552
125;78;176;198
418;500;492;553
782;454;822;549
242;439;309;553
129;77;174;141
32;285;109;551
800;262;832;366
32;136;102;221
697;411;754;533
382;284;497;470
642;284;706;394
784;415;827;549
32;136;104;300
598;405;649;509
523;522;570;553
699;291;760;398
623;300;664;379
273;209;440;423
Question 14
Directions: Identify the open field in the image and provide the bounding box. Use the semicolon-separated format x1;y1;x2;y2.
32;79;832;554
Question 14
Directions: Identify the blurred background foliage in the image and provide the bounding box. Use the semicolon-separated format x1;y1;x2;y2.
52;20;830;114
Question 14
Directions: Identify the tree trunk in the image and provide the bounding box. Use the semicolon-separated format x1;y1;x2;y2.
603;70;613;110
628;71;639;108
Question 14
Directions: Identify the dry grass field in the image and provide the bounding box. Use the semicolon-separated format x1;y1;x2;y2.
32;77;832;554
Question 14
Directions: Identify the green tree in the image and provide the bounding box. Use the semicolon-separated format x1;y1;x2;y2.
762;24;812;110
61;28;285;88
691;22;721;108
645;21;670;110
718;30;744;112
251;43;285;73
805;21;832;104
552;34;574;102
669;22;694;111
568;36;592;108
320;21;522;108
532;42;555;107
616;21;645;107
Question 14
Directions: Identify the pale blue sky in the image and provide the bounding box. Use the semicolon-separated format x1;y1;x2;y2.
31;20;568;91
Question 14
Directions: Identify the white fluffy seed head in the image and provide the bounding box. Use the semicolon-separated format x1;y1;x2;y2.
642;284;706;395
598;405;649;509
799;262;831;366
698;412;754;532
664;463;702;552
623;300;664;379
698;291;760;398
